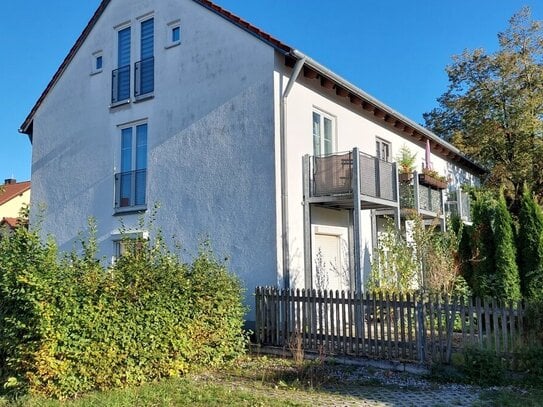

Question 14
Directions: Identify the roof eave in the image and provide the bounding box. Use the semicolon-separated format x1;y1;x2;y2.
19;0;112;136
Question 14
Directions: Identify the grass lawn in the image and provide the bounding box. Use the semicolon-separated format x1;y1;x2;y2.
0;375;309;407
1;355;542;406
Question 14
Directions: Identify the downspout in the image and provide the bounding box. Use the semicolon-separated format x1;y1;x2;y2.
280;52;306;289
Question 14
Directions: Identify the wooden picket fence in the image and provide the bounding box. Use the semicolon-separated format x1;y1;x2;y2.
254;287;526;364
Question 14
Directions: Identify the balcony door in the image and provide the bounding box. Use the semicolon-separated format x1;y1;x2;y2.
312;111;335;157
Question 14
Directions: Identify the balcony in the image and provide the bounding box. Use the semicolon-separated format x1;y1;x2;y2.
304;149;398;210
114;169;147;211
399;172;444;218
111;65;131;104
134;57;154;99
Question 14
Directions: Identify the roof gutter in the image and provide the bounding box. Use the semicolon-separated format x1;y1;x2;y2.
280;53;306;290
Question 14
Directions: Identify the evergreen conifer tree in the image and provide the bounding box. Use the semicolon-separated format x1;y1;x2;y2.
518;186;543;300
470;191;496;298
492;191;521;302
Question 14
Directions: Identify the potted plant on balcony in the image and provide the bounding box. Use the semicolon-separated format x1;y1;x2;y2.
419;167;448;189
396;145;417;183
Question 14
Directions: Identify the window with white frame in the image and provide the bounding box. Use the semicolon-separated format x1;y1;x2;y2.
112;25;131;103
115;123;148;209
312;110;335;156
166;20;181;48
376;138;391;162
135;17;154;98
111;230;149;262
91;51;103;74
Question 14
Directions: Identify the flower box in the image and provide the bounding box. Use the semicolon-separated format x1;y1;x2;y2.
418;173;447;190
398;172;414;183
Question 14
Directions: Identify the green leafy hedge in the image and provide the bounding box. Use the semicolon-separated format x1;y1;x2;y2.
0;223;247;398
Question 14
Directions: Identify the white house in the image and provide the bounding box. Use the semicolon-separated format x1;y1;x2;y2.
20;0;484;318
0;179;31;230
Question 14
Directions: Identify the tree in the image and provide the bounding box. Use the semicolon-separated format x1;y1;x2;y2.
424;7;543;205
493;192;521;302
518;185;543;300
470;191;497;298
469;190;521;302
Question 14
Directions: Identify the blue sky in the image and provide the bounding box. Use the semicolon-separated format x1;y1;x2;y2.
2;1;542;182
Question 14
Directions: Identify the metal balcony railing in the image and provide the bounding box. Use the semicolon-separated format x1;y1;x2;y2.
134;57;154;98
115;169;147;209
310;150;397;203
111;65;131;104
399;171;444;216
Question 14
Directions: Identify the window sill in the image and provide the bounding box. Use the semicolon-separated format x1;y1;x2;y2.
134;93;154;103
165;41;180;49
90;69;103;76
110;99;131;109
113;205;147;216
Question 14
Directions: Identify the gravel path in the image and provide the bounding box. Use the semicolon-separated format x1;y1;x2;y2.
195;360;485;406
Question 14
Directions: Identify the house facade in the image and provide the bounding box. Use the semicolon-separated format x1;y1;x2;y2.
20;0;484;318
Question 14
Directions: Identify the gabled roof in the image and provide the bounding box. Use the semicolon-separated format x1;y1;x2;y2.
19;0;486;175
0;181;31;207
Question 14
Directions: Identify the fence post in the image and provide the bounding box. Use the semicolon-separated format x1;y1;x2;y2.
255;287;261;344
417;300;426;363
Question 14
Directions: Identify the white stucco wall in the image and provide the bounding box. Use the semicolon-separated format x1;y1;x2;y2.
275;55;478;291
0;189;30;219
29;0;278;318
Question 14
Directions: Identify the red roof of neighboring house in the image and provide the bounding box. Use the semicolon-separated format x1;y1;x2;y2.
0;217;19;229
0;181;31;206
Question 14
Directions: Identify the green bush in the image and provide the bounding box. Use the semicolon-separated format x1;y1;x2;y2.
0;221;247;399
513;345;543;385
462;346;505;386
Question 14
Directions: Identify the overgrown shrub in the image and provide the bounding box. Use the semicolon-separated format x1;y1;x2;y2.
0;220;247;398
368;221;419;293
462;346;505;386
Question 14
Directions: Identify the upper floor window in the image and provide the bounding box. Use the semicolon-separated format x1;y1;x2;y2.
115;123;148;209
91;51;103;75
111;17;154;104
112;26;131;103
376;138;391;162
172;26;180;42
135;18;154;98
313;111;335;156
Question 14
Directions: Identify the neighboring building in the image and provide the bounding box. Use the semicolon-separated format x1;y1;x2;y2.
0;179;31;230
20;0;484;318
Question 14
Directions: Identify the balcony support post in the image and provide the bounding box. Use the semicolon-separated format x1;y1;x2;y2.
302;155;312;289
413;171;421;213
392;162;401;230
352;147;363;292
440;189;447;232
